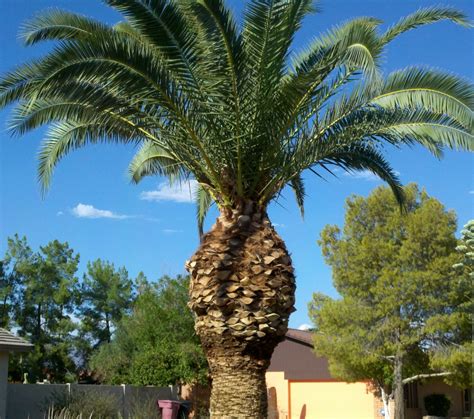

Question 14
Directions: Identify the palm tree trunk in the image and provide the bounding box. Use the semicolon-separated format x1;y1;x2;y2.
186;206;295;418
207;349;270;417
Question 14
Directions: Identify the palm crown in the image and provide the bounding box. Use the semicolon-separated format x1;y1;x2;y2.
1;0;473;230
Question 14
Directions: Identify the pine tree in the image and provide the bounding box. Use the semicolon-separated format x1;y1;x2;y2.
310;184;465;419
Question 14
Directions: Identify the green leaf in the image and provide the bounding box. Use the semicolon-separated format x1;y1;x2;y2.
381;6;471;45
195;184;214;239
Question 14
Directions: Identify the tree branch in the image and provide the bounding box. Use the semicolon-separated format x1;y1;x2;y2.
402;372;452;385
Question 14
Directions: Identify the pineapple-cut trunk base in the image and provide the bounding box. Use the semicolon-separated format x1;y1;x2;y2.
186;206;296;419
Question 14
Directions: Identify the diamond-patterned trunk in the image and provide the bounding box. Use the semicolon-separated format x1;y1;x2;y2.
186;208;296;418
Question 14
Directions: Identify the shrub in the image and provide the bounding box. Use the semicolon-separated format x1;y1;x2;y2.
424;393;451;417
46;407;92;419
47;390;164;419
47;389;120;418
128;395;161;419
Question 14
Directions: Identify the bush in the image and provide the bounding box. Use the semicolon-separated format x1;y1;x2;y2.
424;393;451;417
46;389;163;419
128;395;161;419
47;389;120;418
46;404;161;419
46;407;92;419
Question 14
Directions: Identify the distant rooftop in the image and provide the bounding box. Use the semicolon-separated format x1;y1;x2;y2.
0;328;33;352
285;328;313;346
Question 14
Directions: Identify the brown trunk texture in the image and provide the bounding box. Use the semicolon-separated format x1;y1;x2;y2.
186;208;296;418
394;353;405;419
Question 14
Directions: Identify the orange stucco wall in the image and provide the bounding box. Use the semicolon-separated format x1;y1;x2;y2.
266;372;469;419
266;371;289;418
290;381;376;419
266;371;378;419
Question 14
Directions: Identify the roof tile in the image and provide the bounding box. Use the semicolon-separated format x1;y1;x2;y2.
0;328;33;352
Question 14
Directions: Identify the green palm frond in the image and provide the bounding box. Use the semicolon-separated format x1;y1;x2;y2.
375;120;473;152
313;69;474;156
20;9;110;45
289;174;305;218
192;0;243;108
292;17;383;77
128;141;187;184
381;6;471;45
370;67;474;131
0;0;472;225
196;184;214;239
191;0;245;191
38;119;137;193
242;0;290;83
276;17;383;142
8;82;153;137
317;105;471;158
241;0;316;138
321;144;405;208
0;60;44;108
104;0;196;74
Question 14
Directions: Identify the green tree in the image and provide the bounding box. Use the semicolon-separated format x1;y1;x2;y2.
310;185;466;419
1;1;473;415
5;235;80;382
0;259;19;328
428;220;473;389
90;275;208;386
77;259;135;363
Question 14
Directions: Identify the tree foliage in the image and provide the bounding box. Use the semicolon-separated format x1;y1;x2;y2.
2;235;203;386
1;236;140;382
309;184;469;418
428;220;473;388
2;235;206;385
77;259;135;362
0;259;19;328
4;235;80;382
90;275;208;386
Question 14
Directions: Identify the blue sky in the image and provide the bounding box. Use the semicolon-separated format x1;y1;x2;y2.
0;0;473;329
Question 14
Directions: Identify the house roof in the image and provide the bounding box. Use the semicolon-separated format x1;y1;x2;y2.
268;327;333;380
285;328;313;346
0;328;34;352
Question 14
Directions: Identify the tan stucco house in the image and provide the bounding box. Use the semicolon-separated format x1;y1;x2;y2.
265;328;471;419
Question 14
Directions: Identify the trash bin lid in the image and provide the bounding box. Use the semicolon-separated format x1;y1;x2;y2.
158;400;181;408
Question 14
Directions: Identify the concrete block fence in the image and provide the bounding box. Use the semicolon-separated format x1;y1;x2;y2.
5;383;178;419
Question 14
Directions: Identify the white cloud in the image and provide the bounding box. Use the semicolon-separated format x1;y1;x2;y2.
71;203;131;220
331;167;402;181
341;169;401;182
297;324;312;331
343;170;379;181
140;180;198;203
56;211;64;216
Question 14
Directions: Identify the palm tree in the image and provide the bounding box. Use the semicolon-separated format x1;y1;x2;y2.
1;1;472;416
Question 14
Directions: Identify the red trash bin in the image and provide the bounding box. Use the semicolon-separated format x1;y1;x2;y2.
157;400;181;419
